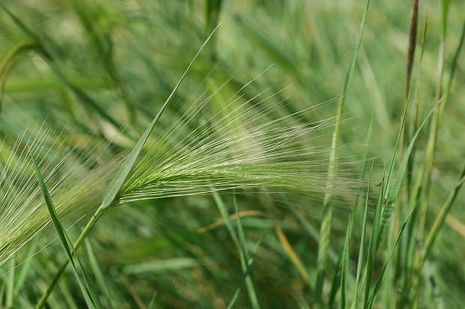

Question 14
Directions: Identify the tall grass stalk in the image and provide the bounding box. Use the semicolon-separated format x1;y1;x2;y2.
315;0;370;304
416;0;450;246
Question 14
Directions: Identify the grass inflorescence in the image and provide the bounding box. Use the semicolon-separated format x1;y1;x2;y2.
0;0;465;308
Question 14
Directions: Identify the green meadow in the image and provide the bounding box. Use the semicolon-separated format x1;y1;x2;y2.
0;0;465;308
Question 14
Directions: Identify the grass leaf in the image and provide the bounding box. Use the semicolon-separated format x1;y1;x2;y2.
32;159;98;309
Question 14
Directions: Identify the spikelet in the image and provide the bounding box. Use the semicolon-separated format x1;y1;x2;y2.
119;74;360;203
0;71;362;266
0;126;117;264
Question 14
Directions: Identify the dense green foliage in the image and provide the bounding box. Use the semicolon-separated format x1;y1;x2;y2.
0;0;465;308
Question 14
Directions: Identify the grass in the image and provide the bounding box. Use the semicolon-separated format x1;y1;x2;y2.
0;0;465;308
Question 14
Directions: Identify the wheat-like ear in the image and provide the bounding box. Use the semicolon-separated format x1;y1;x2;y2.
0;126;117;265
0;73;361;266
118;75;360;204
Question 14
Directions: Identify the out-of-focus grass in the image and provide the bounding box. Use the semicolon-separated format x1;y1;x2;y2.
0;0;465;308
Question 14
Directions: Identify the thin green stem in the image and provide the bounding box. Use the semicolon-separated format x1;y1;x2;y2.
36;204;107;309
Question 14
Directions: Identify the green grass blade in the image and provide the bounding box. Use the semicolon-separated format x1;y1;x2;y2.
367;200;417;307
101;25;219;209
147;291;158;309
0;283;4;308
327;213;353;308
35;25;220;307
69;0;136;122
379;101;440;244
233;195;251;271
441;0;450;37
416;164;465;275
363;169;386;308
328;246;343;308
85;240;115;307
212;191;260;309
226;248;259;309
32;160;98;309
362;104;439;307
367;164;464;306
353;164;373;308
315;0;371;303
226;288;241;309
445;19;465;102
340;214;353;309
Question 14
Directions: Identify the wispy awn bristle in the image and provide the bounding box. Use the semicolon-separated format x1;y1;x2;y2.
0;71;361;266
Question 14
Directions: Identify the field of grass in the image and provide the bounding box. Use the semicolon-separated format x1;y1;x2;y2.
1;0;465;308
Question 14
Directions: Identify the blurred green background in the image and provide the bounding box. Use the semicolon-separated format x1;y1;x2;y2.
1;0;465;308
